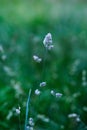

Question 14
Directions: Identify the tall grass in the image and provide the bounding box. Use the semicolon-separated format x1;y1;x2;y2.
24;89;32;130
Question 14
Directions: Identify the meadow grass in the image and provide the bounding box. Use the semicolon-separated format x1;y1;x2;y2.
0;1;87;130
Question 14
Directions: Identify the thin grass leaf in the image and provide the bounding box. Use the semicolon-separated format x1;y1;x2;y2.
24;89;32;130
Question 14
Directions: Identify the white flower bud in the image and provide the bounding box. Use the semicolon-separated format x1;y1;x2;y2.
43;33;53;50
33;55;42;63
68;113;77;118
29;117;34;126
35;89;41;95
39;82;46;87
51;90;55;96
15;108;20;115
55;93;62;98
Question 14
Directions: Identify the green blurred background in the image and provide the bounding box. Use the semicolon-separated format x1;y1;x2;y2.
0;0;87;130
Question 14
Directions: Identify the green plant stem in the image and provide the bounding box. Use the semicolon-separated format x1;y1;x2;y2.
24;89;32;130
42;48;48;81
19;113;21;130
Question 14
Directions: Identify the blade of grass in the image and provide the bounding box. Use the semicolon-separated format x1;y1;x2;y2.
24;89;32;130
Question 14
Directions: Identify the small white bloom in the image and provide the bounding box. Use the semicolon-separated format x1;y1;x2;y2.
15;108;20;115
33;55;42;63
76;117;80;122
68;113;77;118
39;82;46;87
29;117;34;126
68;113;80;122
35;89;41;95
15;106;21;115
56;93;62;98
51;90;62;98
50;90;55;96
43;33;53;50
48;45;54;50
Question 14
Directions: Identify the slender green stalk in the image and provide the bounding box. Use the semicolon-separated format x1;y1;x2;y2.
17;104;21;130
42;48;48;81
24;89;32;130
18;113;21;130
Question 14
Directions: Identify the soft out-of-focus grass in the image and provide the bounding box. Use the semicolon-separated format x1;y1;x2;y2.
0;0;87;130
0;0;87;24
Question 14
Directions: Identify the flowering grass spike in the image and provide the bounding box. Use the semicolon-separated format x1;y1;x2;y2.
33;55;42;63
43;33;53;50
